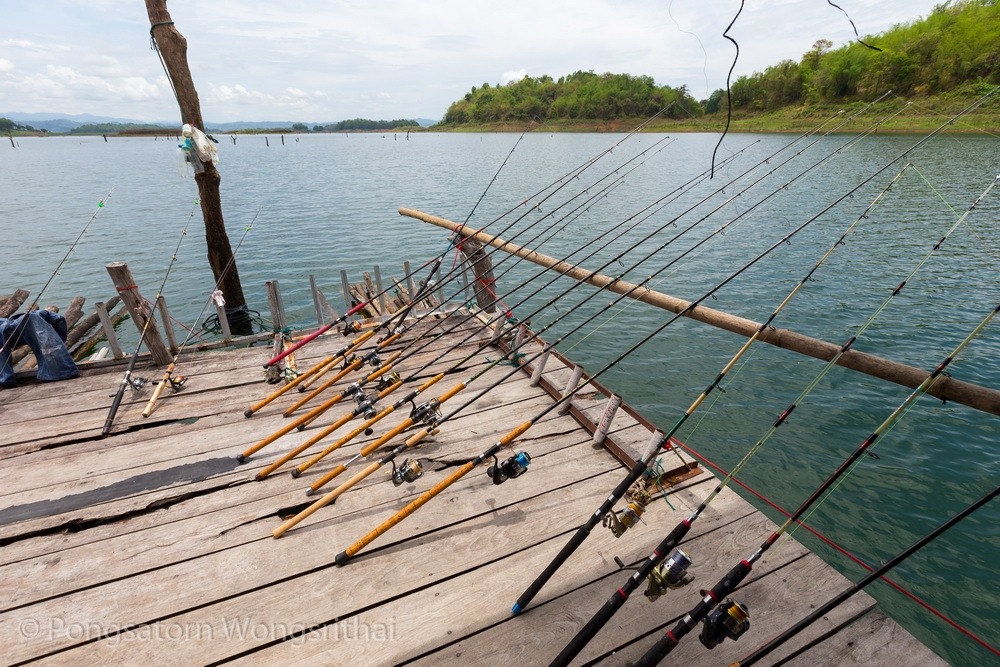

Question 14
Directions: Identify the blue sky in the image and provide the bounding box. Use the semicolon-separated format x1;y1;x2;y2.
1;1;943;123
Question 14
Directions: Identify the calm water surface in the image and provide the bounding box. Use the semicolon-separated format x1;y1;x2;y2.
2;129;998;664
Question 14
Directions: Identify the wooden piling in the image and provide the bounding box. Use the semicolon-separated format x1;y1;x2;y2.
105;262;172;365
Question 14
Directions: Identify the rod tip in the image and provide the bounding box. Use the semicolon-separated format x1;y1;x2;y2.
511;603;523;615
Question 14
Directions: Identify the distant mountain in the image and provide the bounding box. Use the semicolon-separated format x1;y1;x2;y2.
2;111;440;133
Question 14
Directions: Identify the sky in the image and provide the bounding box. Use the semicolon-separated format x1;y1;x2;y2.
1;0;945;124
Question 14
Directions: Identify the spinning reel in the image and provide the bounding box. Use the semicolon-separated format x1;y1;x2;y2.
602;480;652;537
613;548;694;601
487;451;531;485
699;598;750;649
342;320;362;336
391;458;424;486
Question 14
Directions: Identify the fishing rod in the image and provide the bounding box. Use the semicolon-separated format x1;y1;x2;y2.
325;91;996;567
298;134;886;512
262;111;666;370
250;102;875;481
547;166;1000;667
633;301;1000;665
1;187;114;363
248;121;673;423
512;163;914;616
734;484;999;667
135;206;261;420
278;99;858;428
262;141;781;485
250;131;691;435
251;148;691;478
103;199;199;433
258;124;536;370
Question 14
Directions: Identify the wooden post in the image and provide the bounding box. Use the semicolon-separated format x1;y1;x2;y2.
94;301;125;358
214;294;232;342
309;274;324;326
105;262;172;365
404;261;416;298
156;296;178;353
373;265;388;315
145;1;251;335
559;365;585;415
340;270;352;311
593;394;623;444
0;289;29;318
530;349;551;386
448;232;497;312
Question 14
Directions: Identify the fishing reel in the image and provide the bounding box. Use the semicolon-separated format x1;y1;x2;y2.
366;352;383;369
160;375;188;392
613;548;693;601
602;480;652;538
354;392;379;425
342;320;362;336
126;376;148;393
699;599;750;650
487;451;531;485
409;399;443;429
391;458;424;486
375;371;401;392
644;549;694;600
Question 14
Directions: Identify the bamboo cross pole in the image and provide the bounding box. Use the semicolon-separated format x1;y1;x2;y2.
400;207;1000;417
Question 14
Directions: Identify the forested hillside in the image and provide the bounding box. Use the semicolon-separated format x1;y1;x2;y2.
441;0;999;126
722;0;1000;111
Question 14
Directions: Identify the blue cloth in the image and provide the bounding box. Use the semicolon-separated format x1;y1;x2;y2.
0;310;79;387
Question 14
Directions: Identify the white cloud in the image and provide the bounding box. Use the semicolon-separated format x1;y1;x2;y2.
1;0;949;121
501;69;528;85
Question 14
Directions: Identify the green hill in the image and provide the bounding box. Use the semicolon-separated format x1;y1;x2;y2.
438;0;1000;131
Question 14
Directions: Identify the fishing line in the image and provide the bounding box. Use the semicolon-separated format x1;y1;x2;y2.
325;95;955;566
0;187;114;361
635;302;1000;664
138;206;262;419
248;140;737;474
709;0;744;179
736;484;998;666
825;0;883;52
265;110;669;369
523;93;999;664
102;198;200;434
910;163;1000;263
573;168;997;654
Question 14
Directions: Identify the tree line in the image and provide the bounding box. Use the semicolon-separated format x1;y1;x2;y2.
442;71;702;124
441;0;998;125
719;0;999;112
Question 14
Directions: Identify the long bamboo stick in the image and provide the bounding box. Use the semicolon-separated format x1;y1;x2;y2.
401;207;1000;417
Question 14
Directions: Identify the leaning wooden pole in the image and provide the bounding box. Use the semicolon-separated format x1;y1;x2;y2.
145;0;252;334
400;207;1000;417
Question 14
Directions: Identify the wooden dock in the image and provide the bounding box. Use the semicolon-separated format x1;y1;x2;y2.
0;311;946;666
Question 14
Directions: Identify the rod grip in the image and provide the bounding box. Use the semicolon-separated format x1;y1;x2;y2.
141;367;173;418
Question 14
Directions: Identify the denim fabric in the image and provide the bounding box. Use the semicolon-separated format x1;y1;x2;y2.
0;310;79;387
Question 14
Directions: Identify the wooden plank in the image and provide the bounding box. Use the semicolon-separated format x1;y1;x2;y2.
0;433;630;663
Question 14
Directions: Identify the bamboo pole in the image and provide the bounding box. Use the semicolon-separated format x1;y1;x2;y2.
400;207;1000;417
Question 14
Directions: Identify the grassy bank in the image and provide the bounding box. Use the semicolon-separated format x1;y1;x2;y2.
432;93;1000;134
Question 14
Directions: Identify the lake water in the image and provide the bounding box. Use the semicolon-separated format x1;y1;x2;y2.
2;128;998;664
